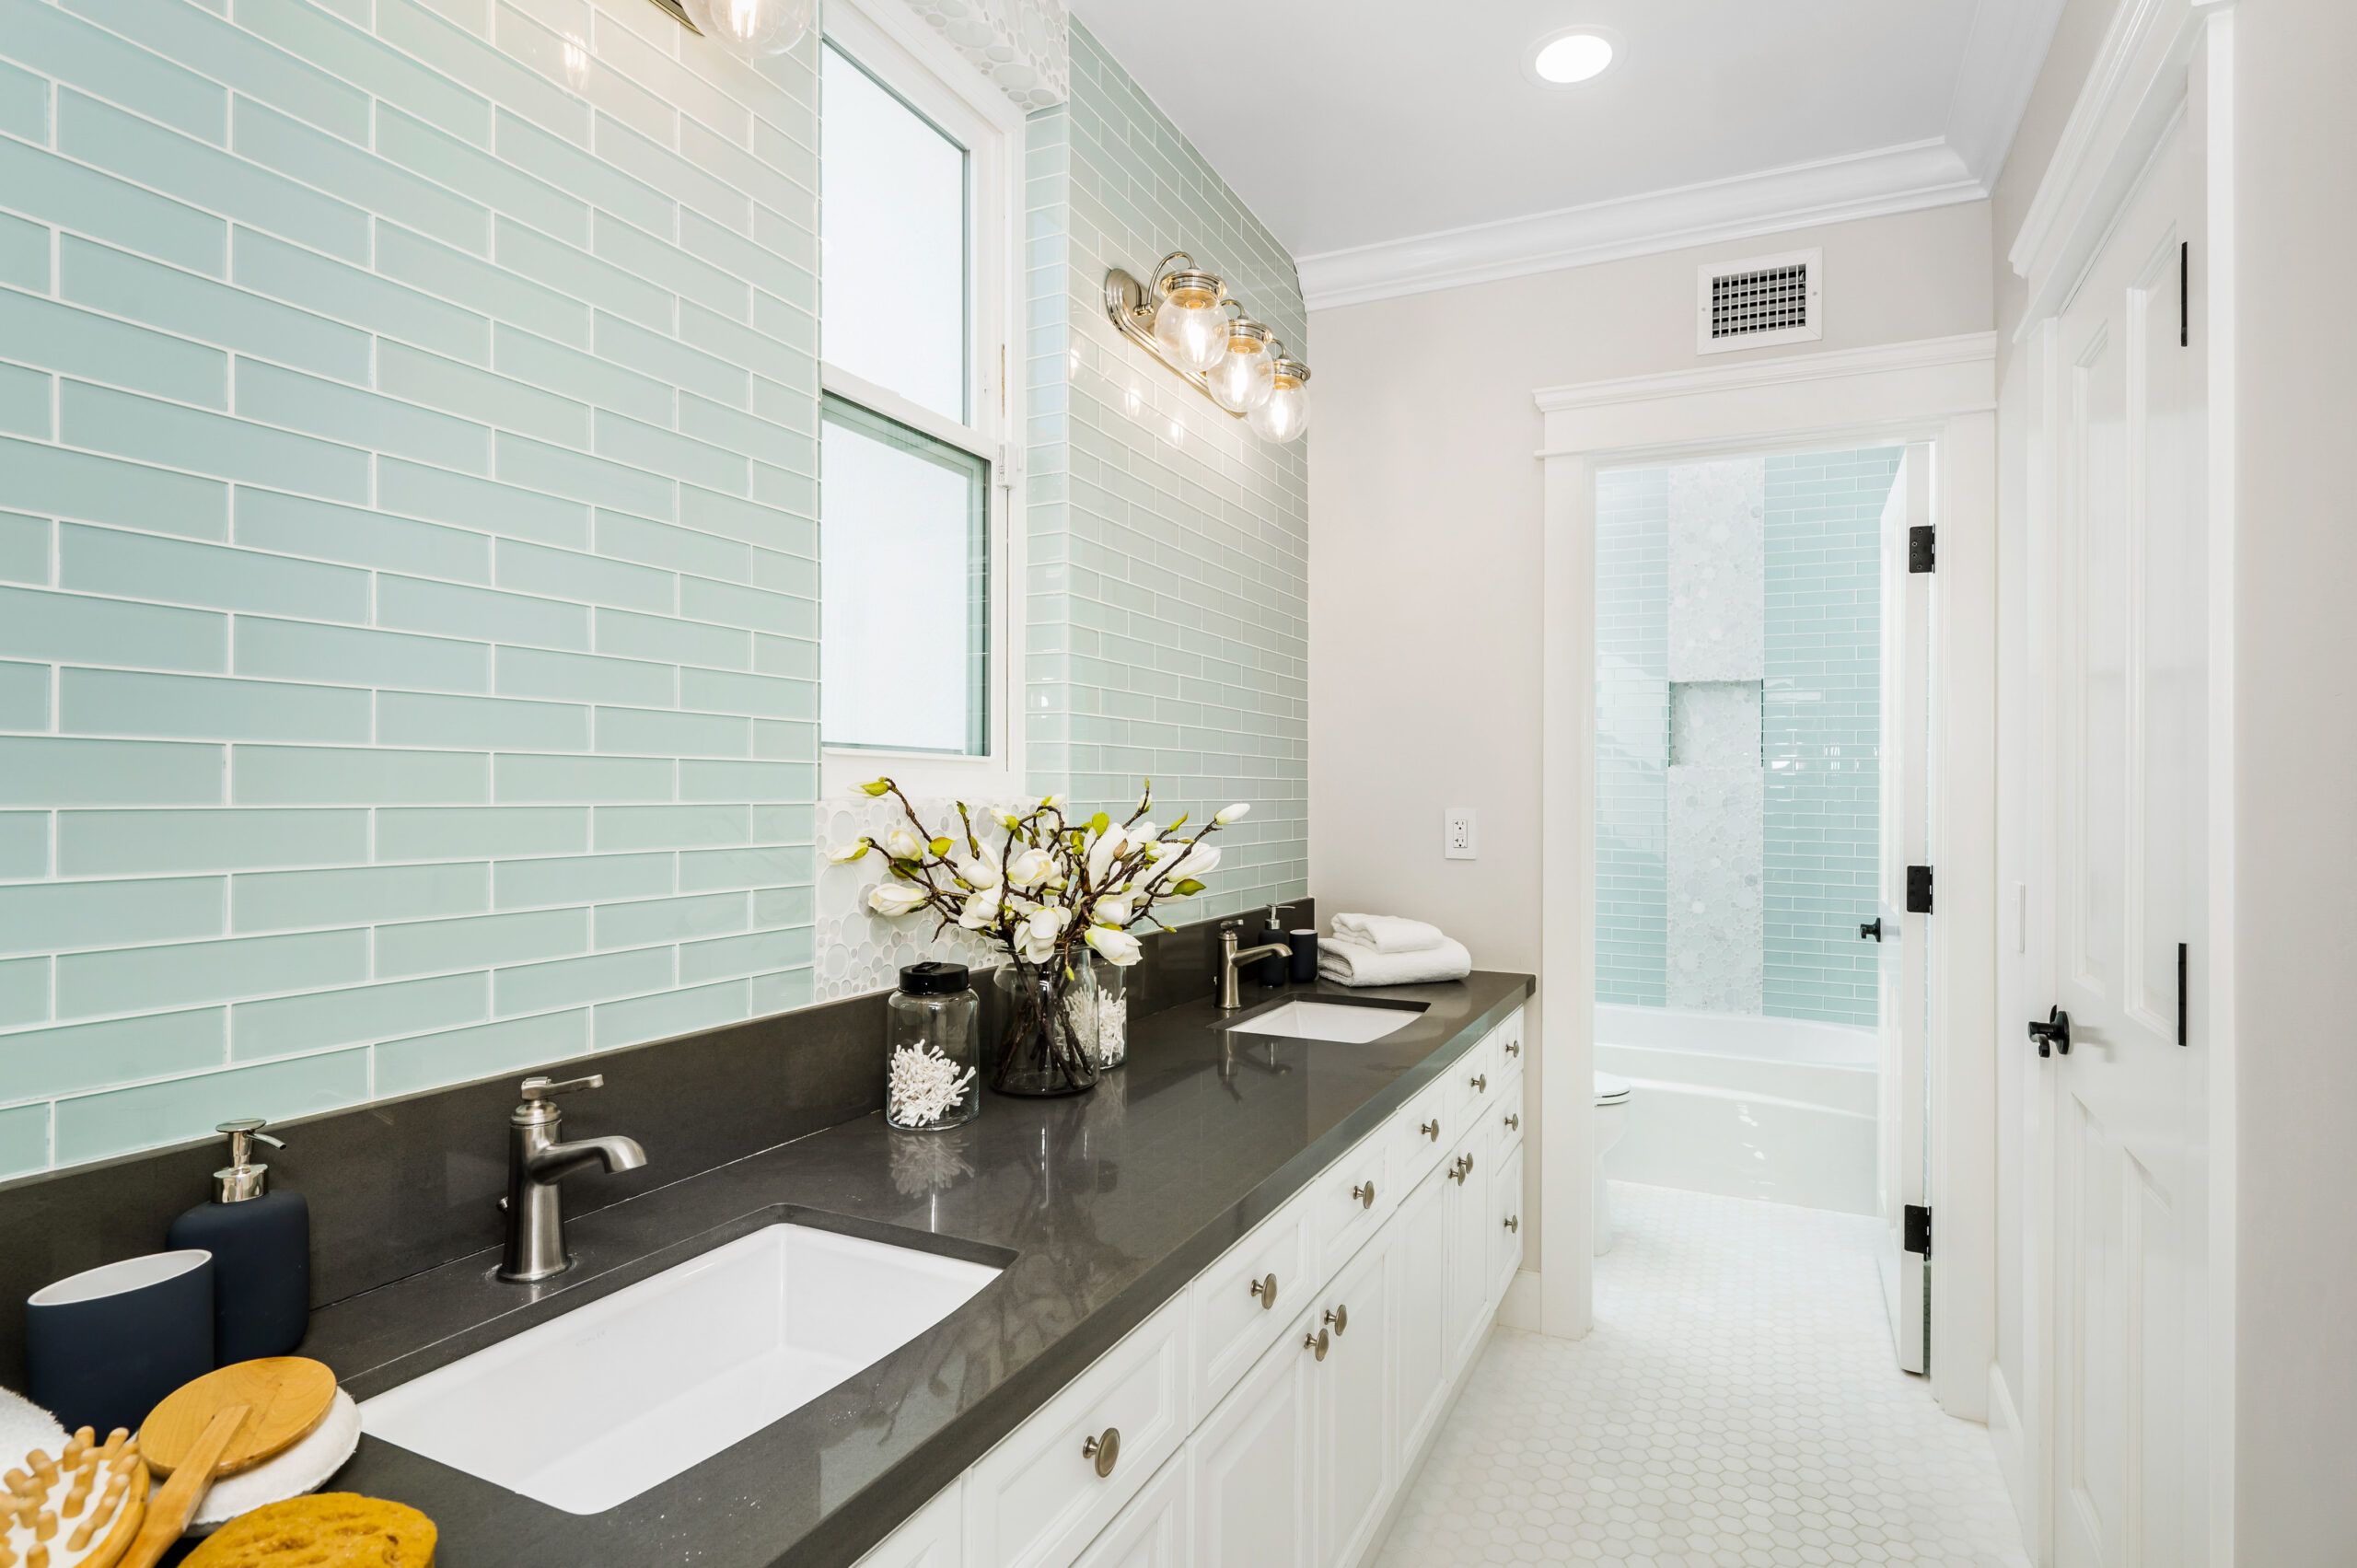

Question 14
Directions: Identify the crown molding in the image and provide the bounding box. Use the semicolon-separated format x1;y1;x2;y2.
1298;138;1985;313
1533;331;1998;416
1945;0;2073;180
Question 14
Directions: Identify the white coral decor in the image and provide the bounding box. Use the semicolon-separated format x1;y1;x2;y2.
888;1042;978;1128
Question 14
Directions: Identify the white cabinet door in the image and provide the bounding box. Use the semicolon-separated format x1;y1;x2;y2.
1071;1449;1190;1568
1441;1137;1491;1375
1315;1231;1393;1568
855;1479;964;1568
1486;1138;1525;1307
1191;1310;1318;1568
1390;1165;1451;1472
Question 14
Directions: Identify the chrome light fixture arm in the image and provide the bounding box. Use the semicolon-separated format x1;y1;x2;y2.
1103;254;1310;438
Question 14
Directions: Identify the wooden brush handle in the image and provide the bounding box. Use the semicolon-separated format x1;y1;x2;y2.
117;1405;248;1568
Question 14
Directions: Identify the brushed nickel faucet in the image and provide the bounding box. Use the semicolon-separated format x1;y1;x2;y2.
1217;923;1294;1011
499;1074;648;1283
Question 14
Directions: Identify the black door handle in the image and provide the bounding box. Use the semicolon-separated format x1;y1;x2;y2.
2027;1006;2071;1058
1860;918;1883;942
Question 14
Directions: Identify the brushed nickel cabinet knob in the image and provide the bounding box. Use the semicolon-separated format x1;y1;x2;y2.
1304;1328;1329;1361
1250;1272;1278;1310
1324;1304;1348;1336
1421;1119;1440;1142
1081;1428;1120;1477
1504;1214;1520;1234
1352;1180;1376;1209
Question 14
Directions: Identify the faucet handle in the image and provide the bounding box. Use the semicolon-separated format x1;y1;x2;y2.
521;1074;603;1100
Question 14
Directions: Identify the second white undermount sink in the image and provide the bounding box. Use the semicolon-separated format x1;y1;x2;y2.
1226;1000;1422;1044
358;1222;1001;1515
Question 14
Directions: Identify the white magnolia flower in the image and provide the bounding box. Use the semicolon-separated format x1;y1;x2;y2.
958;891;1002;930
1014;907;1063;963
1086;824;1131;884
1093;891;1136;928
1086;924;1144;965
1214;802;1250;825
884;827;926;861
1039;793;1066;811
868;882;930;917
828;838;871;863
952;842;1002;890
1006;846;1054;889
993;807;1026;830
1166;842;1221;882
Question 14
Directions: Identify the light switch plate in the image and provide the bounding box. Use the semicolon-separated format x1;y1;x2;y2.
1444;807;1477;860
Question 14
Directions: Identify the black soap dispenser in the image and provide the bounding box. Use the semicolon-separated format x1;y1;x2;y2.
1258;902;1290;987
165;1118;310;1364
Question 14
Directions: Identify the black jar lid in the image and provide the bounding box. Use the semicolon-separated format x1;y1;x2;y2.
899;960;970;995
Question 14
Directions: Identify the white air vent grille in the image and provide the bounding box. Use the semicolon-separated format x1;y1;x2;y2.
1697;249;1823;354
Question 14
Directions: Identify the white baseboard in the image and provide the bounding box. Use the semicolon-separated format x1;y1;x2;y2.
1987;1362;2038;1556
1497;1268;1543;1332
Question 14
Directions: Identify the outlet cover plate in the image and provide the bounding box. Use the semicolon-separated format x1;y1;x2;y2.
1444;807;1477;860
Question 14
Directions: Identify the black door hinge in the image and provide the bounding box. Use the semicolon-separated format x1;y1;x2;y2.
1905;1204;1933;1258
1909;525;1935;574
1906;865;1933;914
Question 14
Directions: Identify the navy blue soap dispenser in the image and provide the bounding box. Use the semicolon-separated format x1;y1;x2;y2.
166;1118;310;1364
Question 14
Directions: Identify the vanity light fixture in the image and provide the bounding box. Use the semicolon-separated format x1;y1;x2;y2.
675;0;813;61
1104;253;1311;442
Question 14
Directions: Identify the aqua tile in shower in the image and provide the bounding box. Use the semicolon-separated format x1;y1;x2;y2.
592;513;745;586
55;928;367;1019
494;433;675;521
377;104;588;245
493;945;674;1017
62;238;373;386
52;1046;369;1166
370;1009;586;1098
0;56;47;145
377;223;586;346
591;313;746;409
493;853;673;911
231;971;488;1062
235;361;492;475
0;659;47;731
0;135;225;277
377;344;588;450
377;575;589;652
61;520;373;621
377;691;587;754
377;458;588;552
592;705;748;758
234;488;491;583
57;807;367;876
0;0;224;142
495;539;673;613
0;955;47;1027
63;0;370;142
0;436;228;540
234;0;488;144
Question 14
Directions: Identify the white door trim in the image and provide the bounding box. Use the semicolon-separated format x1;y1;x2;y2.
1532;338;2001;1421
2003;0;2239;1560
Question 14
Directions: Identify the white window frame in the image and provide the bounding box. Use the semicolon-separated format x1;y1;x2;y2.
819;0;1026;799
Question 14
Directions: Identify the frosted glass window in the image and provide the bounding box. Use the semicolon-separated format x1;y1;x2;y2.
823;42;967;424
820;397;988;755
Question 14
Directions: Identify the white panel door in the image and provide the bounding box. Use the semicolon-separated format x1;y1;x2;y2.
1315;1233;1393;1568
1876;446;1933;1376
1071;1449;1190;1568
1192;1312;1317;1568
2048;107;2208;1568
1486;1139;1526;1305
1390;1165;1451;1471
1440;1141;1491;1374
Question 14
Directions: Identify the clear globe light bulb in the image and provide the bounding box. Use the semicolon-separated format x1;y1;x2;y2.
1206;319;1277;413
1150;261;1230;374
682;0;812;63
1246;359;1311;443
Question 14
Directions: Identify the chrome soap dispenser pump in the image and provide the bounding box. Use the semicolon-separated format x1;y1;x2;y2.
165;1118;311;1364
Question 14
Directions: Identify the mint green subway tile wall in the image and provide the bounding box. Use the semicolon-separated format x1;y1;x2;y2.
1021;22;1308;922
1763;448;1898;1027
0;0;821;1175
1594;464;1669;1006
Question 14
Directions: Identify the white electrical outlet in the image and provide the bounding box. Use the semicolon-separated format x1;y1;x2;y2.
1444;807;1477;860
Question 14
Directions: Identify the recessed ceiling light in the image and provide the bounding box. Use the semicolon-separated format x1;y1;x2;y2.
1529;29;1615;87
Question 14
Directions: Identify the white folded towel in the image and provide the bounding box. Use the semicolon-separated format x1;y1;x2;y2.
1330;913;1446;954
1318;935;1473;988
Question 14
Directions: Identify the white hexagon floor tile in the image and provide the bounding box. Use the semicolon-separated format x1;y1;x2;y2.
1374;1182;2031;1568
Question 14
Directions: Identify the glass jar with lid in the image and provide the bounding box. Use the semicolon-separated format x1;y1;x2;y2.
885;961;981;1131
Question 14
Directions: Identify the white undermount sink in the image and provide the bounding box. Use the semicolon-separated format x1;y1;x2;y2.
1225;1000;1422;1044
357;1223;1001;1514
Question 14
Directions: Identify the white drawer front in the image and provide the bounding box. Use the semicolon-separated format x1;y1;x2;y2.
1494;1007;1527;1084
1447;1029;1503;1128
856;1479;963;1568
1189;1191;1317;1418
1312;1132;1393;1279
1492;1074;1526;1152
966;1295;1190;1568
1390;1076;1451;1192
1070;1447;1190;1568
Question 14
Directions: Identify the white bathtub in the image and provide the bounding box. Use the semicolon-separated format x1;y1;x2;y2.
1595;1003;1878;1215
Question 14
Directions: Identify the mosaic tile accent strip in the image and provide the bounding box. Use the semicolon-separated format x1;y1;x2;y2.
1765;447;1898;1027
1668;679;1759;770
1666;459;1764;684
1594;465;1668;1007
0;0;829;1175
1017;20;1308;923
1666;763;1762;1014
814;791;999;1002
1373;1182;2033;1568
892;0;1068;110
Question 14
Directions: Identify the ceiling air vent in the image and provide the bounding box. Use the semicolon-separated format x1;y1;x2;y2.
1697;248;1823;354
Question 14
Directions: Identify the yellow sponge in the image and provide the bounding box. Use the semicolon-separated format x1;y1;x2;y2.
182;1493;435;1568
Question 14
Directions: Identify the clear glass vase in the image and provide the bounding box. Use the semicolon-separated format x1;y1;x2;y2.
992;958;1099;1097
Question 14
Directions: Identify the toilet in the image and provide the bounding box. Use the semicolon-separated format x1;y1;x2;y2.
1594;1071;1631;1254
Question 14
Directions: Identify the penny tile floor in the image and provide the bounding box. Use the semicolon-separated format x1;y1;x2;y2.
1372;1182;2031;1567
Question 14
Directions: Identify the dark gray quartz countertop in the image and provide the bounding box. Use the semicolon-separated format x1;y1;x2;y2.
303;970;1535;1568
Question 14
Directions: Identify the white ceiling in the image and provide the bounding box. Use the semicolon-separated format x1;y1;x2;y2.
1066;0;2068;308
